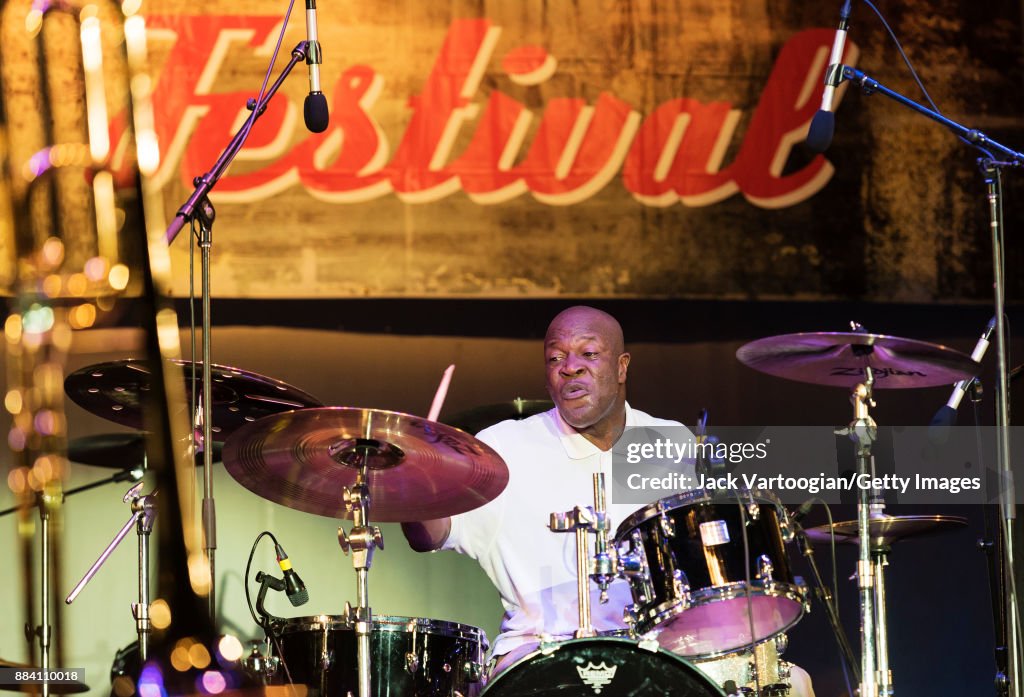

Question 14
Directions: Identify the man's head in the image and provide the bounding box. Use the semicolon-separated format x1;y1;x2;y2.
544;306;630;444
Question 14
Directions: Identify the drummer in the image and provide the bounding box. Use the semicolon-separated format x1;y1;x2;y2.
401;306;815;696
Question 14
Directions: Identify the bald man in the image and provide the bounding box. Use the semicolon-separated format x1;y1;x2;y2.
402;307;815;695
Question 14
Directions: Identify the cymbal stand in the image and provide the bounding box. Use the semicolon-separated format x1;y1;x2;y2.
338;467;383;697
835;63;1023;697
28;489;62;697
835;369;883;697
65;482;157;660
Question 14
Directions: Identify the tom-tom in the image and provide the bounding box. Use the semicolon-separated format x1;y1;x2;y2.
269;614;486;697
692;634;792;696
615;490;806;658
479;637;726;696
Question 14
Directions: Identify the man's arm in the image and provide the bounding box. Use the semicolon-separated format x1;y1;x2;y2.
401;517;451;552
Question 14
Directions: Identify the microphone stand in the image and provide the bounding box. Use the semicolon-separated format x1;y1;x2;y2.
163;41;314;618
836;65;1024;697
793;523;861;687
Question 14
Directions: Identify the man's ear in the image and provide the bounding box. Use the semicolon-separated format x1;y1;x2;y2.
618;352;631;383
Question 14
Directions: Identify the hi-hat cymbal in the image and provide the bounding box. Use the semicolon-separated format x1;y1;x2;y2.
67;433;223;468
444;398;553;434
803;515;969;547
65;360;323;436
736;332;981;388
0;660;89;693
222;407;509;521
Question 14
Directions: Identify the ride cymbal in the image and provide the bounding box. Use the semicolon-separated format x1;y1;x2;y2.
222;407;508;521
736;332;980;389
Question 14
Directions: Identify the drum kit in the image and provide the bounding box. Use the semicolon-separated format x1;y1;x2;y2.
1;327;987;697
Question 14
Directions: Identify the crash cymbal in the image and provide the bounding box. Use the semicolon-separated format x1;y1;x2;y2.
67;433;223;468
222;407;508;521
736;332;980;388
65;360;323;436
444;398;553;434
803;515;968;547
0;660;89;693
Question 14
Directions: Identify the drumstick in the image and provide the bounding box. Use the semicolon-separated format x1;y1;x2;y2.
427;364;455;422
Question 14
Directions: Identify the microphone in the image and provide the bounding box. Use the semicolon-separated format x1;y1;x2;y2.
275;542;309;606
929;317;996;431
302;0;329;133
805;0;853;152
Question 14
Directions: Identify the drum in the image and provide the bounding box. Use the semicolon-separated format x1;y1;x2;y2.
271;614;486;697
615;490;806;658
692;636;792;696
480;637;725;696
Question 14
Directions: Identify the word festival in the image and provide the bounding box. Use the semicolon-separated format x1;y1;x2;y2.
146;17;853;208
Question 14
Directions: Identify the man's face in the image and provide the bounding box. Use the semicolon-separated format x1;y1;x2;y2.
545;315;629;431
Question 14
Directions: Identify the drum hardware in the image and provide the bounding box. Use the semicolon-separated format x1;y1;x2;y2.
223;407;508;697
548;473;623;636
697;637;792;697
336;466;381;697
65;483;157;661
615;490;806;658
738;327;984;697
241;641;280;684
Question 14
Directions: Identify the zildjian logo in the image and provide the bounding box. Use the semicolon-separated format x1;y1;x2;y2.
577;662;618;694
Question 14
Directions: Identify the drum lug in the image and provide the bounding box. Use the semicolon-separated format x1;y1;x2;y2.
777;660;792;680
747;501;760;522
405;652;420;675
773;632;789;656
638;636;660;653
539;633;561;655
464;660;484;683
757;554;774;582
658;512;676;538
671;569;690;603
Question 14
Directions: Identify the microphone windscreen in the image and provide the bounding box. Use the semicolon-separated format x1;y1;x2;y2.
288;587;309;607
804;110;835;153
304;93;329;133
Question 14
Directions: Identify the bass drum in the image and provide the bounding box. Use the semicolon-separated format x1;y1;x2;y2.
272;614;486;697
480;637;725;696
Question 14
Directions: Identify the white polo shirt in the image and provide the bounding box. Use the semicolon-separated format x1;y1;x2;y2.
443;404;691;658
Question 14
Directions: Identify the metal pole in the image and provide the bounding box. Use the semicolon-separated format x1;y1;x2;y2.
40;503;50;697
874;550;892;696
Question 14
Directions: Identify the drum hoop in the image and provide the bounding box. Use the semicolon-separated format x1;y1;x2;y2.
275;614;486;642
632;582;807;660
614;488;786;540
482;637;722;693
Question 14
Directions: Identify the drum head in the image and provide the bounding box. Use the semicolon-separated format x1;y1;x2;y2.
481;638;724;696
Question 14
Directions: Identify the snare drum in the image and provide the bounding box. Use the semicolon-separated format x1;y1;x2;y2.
615;490;806;658
271;614;486;697
480;637;725;696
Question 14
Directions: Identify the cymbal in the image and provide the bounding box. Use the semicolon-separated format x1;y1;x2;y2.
0;660;89;693
803;515;969;547
222;407;509;521
65;360;323;436
736;332;981;389
67;433;223;468
444;398;553;434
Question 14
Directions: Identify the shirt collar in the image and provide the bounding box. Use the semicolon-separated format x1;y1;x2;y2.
551;402;634;460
